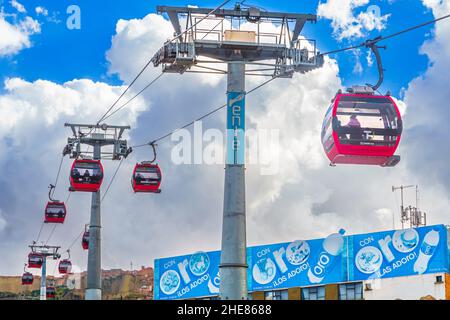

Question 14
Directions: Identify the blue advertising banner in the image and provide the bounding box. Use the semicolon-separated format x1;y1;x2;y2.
154;251;221;300
154;225;449;300
349;225;448;281
250;230;346;291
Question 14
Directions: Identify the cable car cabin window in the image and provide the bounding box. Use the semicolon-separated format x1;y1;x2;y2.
71;162;103;184
335;96;400;147
134;167;161;186
46;204;65;218
321;103;334;152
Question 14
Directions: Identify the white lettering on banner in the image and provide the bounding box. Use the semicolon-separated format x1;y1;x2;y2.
177;285;191;298
178;259;191;285
273;247;288;273
272;275;287;287
287;263;309;279
164;260;176;269
257;248;270;258
271;263;309;288
377;252;417;278
313;253;330;276
378;236;395;262
190;274;209;290
232;105;241;128
213;272;220;286
359;236;375;247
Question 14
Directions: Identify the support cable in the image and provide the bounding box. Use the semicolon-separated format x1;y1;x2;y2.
101;158;125;203
96;0;233;125
320;13;450;56
131;76;278;148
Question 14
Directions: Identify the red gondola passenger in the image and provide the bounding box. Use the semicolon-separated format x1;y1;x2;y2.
22;272;34;285
70;159;104;192
321;86;402;167
131;163;162;193
28;253;44;269
44;201;67;224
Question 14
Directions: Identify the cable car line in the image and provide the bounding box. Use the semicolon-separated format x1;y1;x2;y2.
65;229;85;252
45;224;58;246
320;13;450;56
100;72;164;123
34;221;45;243
101;158;125;203
52;155;65;196
95;0;232;127
130;75;278;149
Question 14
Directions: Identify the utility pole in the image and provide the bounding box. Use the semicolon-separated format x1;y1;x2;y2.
64;123;131;300
29;244;60;301
152;4;323;299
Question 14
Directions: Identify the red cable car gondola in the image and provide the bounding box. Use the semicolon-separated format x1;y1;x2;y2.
58;259;72;274
131;142;162;193
22;272;34;285
46;286;56;299
58;250;72;274
131;163;162;193
321;41;403;167
28;253;44;269
44;201;67;224
321;87;402;167
82;225;89;250
22;264;34;285
69;159;104;192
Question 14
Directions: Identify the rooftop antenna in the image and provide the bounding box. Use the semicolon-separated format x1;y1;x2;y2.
392;185;427;229
152;3;323;300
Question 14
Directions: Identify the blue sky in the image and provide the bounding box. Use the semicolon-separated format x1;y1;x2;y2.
0;0;436;96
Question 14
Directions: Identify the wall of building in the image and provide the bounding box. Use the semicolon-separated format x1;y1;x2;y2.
363;273;447;300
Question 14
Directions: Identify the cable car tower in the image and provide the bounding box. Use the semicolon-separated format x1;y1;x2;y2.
392;185;427;229
64;123;131;300
28;244;60;300
152;3;323;299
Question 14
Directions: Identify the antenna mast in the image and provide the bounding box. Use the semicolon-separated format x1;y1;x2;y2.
392;185;427;229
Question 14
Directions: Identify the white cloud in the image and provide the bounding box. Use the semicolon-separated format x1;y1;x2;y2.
35;6;48;17
317;0;390;40
0;14;40;56
10;0;26;13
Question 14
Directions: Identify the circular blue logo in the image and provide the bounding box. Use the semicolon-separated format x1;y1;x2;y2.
189;252;210;276
286;240;310;265
355;246;383;274
160;269;180;295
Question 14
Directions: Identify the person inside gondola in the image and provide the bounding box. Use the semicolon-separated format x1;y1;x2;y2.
93;168;103;183
135;173;144;185
346;114;363;142
83;169;91;182
72;168;80;179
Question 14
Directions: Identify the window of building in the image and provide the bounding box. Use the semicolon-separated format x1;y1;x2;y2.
264;290;289;300
436;275;443;283
339;282;363;300
302;286;325;300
